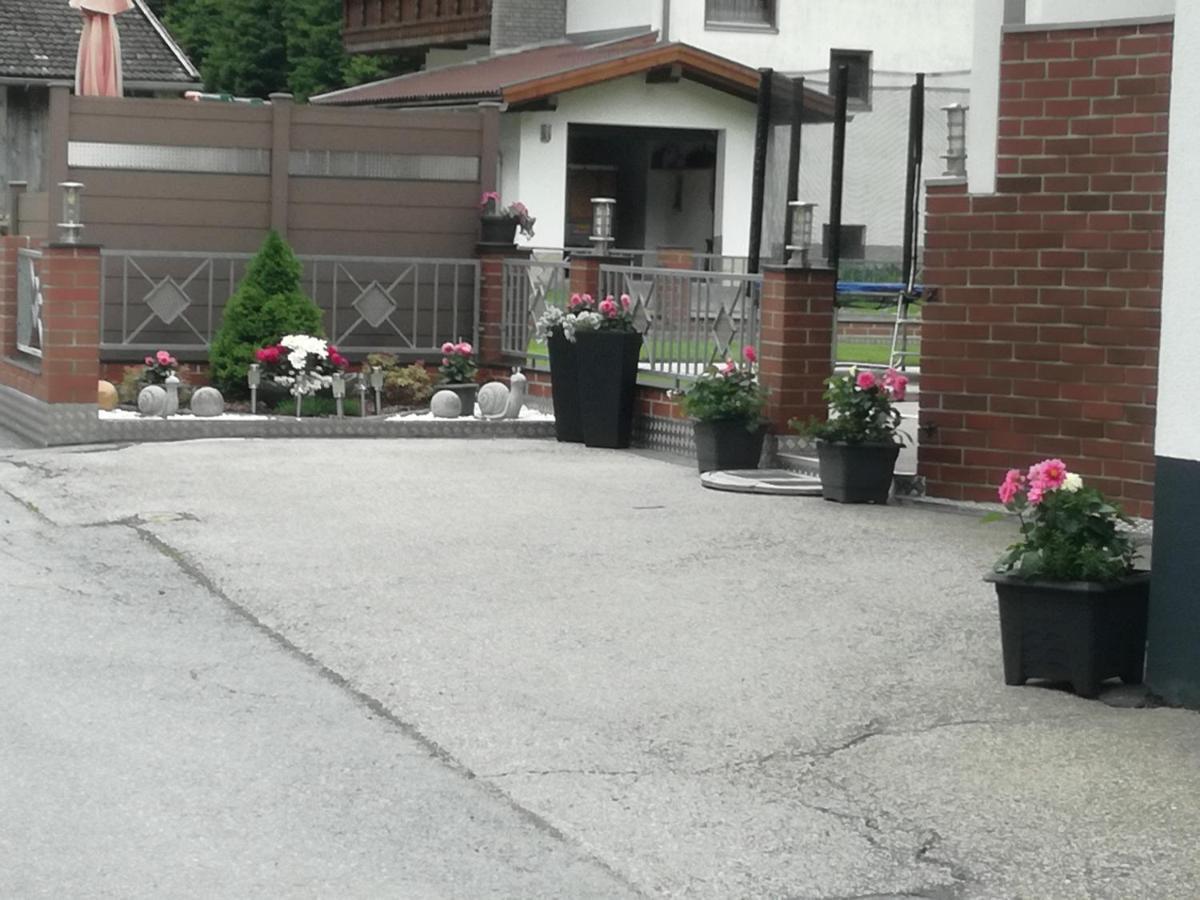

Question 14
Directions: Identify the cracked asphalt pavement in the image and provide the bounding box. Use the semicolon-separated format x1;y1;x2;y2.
2;435;1199;899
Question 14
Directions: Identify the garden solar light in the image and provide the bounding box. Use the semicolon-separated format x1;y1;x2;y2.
247;363;260;415
369;365;384;414
58;182;84;244
331;371;346;418
942;104;968;177
590;197;615;254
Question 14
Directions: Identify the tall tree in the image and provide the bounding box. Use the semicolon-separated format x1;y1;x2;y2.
162;0;398;100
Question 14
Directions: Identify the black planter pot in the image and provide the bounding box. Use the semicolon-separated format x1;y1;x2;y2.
693;419;768;473
479;214;518;246
985;571;1151;698
816;440;901;504
547;332;583;442
575;330;643;449
442;383;478;417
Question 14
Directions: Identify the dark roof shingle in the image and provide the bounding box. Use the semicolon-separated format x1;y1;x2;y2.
0;0;199;85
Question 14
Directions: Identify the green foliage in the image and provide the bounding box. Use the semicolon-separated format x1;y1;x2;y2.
793;369;906;445
273;394;360;417
675;360;765;425
994;486;1136;583
162;0;399;99
364;354;436;407
209;232;323;397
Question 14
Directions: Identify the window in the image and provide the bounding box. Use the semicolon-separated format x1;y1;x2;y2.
829;49;873;109
705;0;776;29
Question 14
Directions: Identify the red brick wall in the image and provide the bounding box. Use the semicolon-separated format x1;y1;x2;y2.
0;240;101;406
920;20;1171;519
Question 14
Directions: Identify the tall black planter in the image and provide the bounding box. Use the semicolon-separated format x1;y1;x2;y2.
442;383;478;417
816;440;901;504
575;330;643;449
547;332;583;443
985;572;1151;699
693;420;768;473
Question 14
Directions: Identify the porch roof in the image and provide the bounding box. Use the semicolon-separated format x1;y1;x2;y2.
0;0;199;88
312;35;836;121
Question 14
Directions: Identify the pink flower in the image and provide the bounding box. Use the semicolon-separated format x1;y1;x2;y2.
1027;485;1045;506
144;356;154;366
442;357;450;365
330;352;347;368
718;359;736;376
441;341;455;354
479;190;500;210
1037;458;1068;491
457;342;473;356
620;294;632;310
581;294;593;307
998;469;1024;505
256;346;280;364
156;350;173;366
599;297;618;318
742;346;758;364
856;371;877;390
569;293;583;308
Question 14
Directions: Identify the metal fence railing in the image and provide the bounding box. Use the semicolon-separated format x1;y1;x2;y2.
16;248;44;359
500;257;570;361
599;265;762;387
99;250;479;359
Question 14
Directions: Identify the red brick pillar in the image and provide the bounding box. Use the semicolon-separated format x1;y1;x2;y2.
759;265;836;434
477;245;530;368
568;254;603;299
0;235;33;360
39;244;101;404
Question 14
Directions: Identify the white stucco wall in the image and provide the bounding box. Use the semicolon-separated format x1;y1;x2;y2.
509;75;757;255
566;0;658;35
666;0;973;72
1156;0;1197;462
1026;0;1175;24
968;0;1006;194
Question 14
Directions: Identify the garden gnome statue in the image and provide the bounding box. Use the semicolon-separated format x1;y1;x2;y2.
504;367;527;419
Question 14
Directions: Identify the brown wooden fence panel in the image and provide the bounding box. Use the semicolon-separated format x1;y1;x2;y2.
53;93;490;258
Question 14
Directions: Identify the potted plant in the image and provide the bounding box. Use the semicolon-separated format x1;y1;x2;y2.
673;347;767;473
255;334;349;417
571;293;643;449
793;368;908;503
535;303;583;443
479;192;536;246
438;341;478;416
984;460;1148;699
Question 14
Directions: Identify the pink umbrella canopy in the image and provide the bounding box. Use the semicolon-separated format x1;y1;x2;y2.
70;0;136;97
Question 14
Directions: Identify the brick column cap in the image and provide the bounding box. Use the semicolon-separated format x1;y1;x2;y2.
762;264;836;275
476;245;532;260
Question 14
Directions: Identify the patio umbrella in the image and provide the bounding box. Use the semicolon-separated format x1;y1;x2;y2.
70;0;135;97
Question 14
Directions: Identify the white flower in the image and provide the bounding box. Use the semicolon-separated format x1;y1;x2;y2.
1063;472;1084;492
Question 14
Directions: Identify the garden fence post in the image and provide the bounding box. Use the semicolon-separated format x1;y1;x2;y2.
759;265;836;434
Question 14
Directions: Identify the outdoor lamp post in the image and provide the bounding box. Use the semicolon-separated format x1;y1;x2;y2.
786;201;818;267
332;371;345;419
247;363;261;415
58;182;84;244
369;365;384;415
590;197;615;255
357;369;369;418
942;104;968;178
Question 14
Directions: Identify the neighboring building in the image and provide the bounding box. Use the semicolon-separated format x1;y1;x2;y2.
325;0;974;261
0;0;200;222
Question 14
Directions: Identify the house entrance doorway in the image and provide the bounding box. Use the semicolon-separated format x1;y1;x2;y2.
564;124;718;253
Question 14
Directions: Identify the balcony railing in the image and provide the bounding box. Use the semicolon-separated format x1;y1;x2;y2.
343;0;493;53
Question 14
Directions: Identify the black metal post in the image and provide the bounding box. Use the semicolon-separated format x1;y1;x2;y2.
782;76;805;252
748;67;773;274
902;73;926;291
828;64;849;273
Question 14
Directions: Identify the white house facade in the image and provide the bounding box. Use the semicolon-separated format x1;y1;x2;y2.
328;0;973;263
